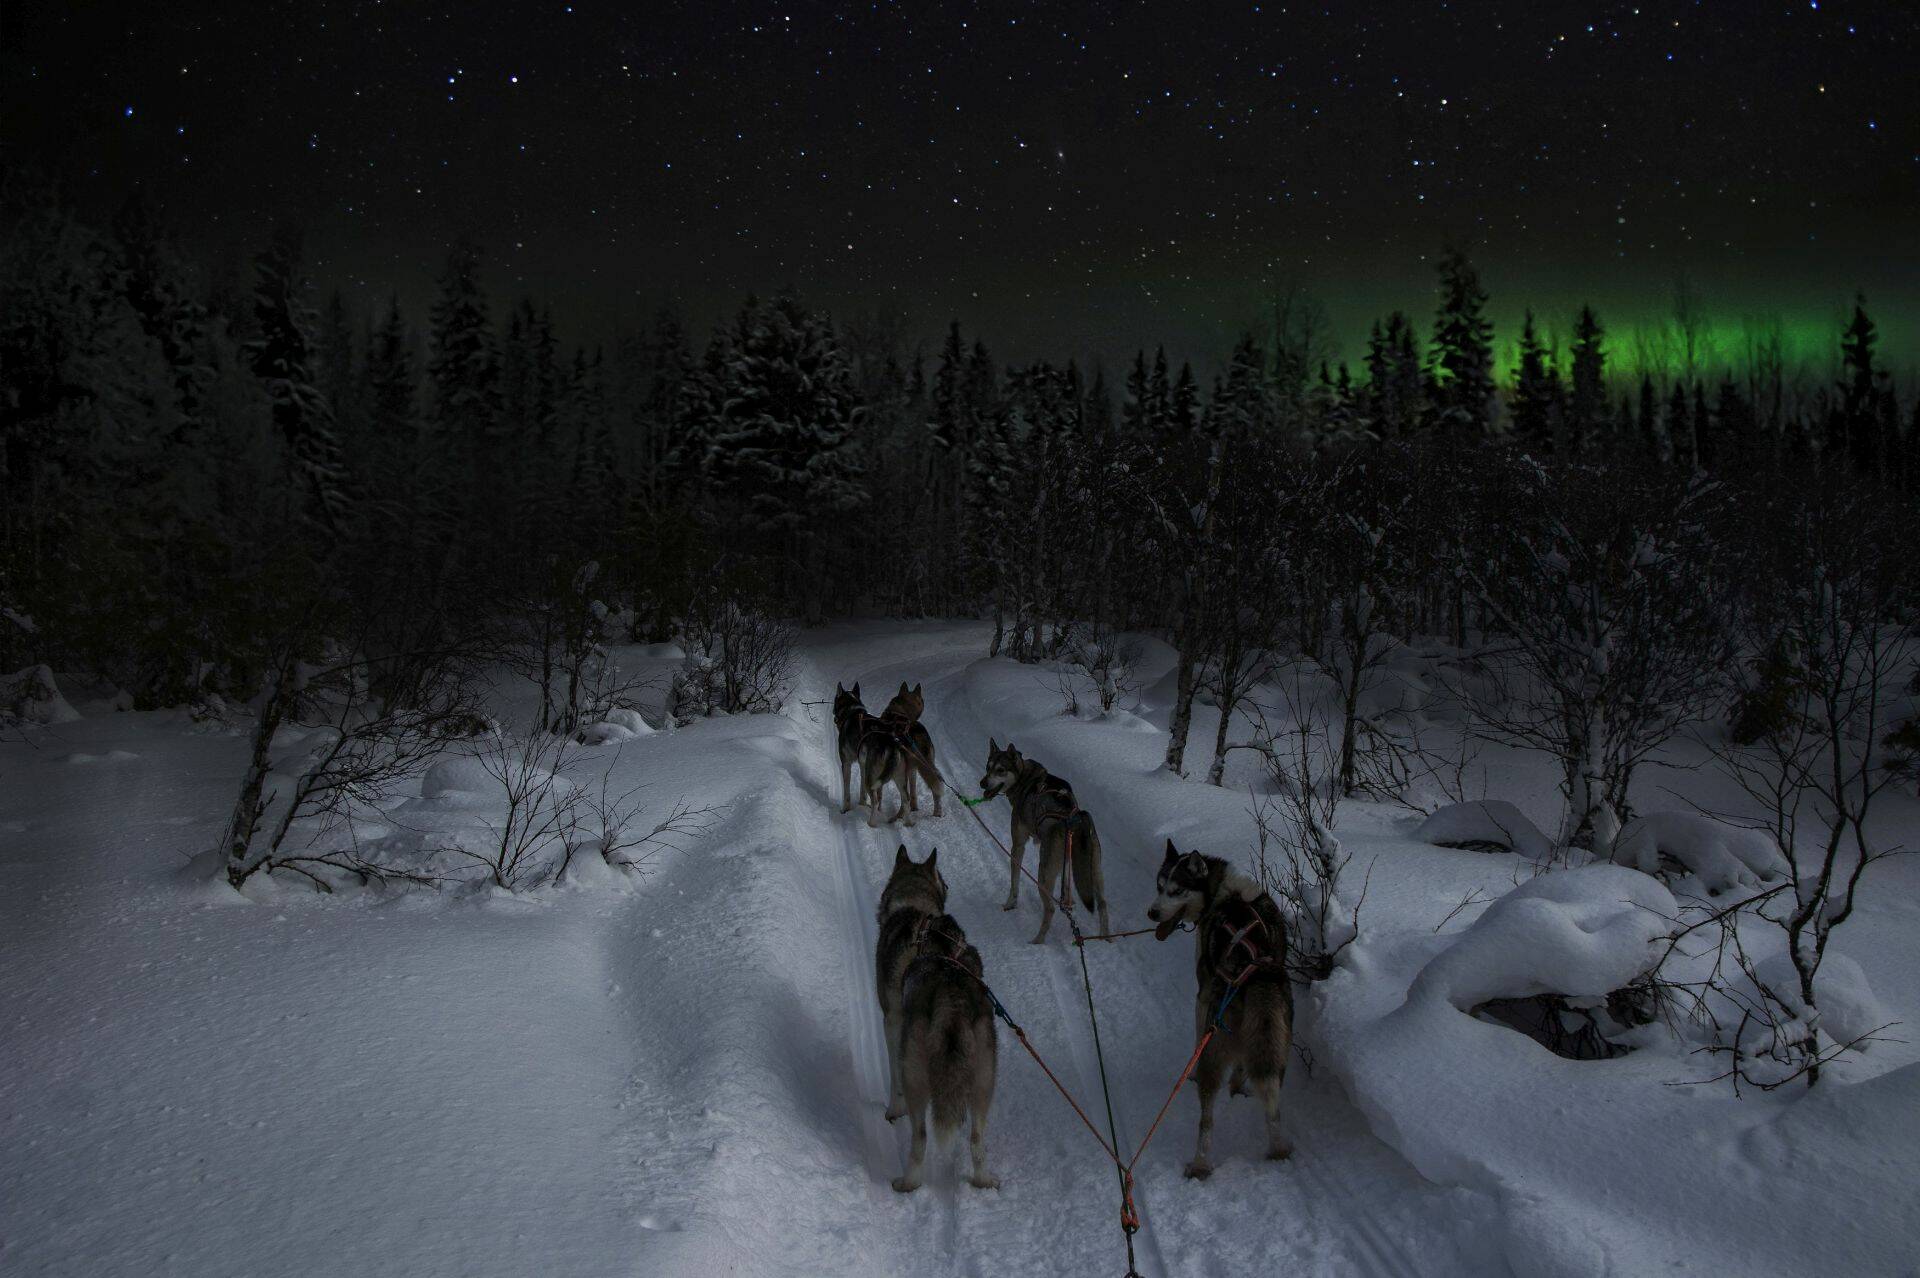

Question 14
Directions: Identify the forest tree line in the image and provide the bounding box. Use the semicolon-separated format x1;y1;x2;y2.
3;180;1916;769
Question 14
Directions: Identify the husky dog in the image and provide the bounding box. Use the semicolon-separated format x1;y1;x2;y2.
890;913;999;1193
977;739;1110;943
875;845;948;1123
860;681;942;827
1146;840;1294;1178
834;682;879;813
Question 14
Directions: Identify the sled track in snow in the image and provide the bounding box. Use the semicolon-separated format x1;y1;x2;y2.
801;639;1451;1277
802;674;902;1189
916;676;1173;1278
919;659;1430;1278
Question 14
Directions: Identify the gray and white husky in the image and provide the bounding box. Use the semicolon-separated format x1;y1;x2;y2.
890;912;999;1193
875;843;948;1127
834;682;878;813
977;739;1110;943
859;683;943;827
1146;840;1294;1178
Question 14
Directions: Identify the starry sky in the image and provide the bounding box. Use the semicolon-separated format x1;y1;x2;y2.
6;1;1918;372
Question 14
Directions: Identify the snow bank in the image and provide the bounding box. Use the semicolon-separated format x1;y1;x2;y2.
1412;865;1675;1012
1;663;79;726
1414;799;1555;859
1607;811;1787;893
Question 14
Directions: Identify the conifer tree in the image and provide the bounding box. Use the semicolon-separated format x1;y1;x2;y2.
246;226;349;537
1510;309;1556;454
1429;248;1496;438
1568;305;1607;457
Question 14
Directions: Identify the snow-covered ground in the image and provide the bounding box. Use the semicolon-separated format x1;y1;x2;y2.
4;622;1917;1276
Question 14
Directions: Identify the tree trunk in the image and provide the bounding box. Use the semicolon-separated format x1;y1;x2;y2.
219;661;292;888
1165;649;1198;775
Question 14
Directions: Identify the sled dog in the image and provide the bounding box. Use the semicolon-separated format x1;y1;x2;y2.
834;682;884;813
875;845;948;1123
889;911;999;1193
1146;840;1294;1177
860;681;942;826
977;739;1110;943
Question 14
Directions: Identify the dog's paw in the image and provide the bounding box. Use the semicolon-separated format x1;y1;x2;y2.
884;1106;905;1123
1029;933;1049;945
1001;900;1018;912
1265;1143;1293;1162
891;1176;922;1194
968;1174;1001;1191
1183;1160;1213;1181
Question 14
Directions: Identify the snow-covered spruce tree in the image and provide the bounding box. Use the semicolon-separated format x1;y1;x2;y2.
699;293;867;617
1453;456;1732;857
1428;247;1497;439
246;226;350;537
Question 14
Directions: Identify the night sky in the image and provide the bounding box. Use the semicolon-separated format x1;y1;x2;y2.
7;2;1918;370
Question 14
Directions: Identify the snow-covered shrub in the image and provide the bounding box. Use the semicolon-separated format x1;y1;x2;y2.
671;595;793;724
1414;799;1555;859
1247;719;1367;982
1606;812;1787;895
445;731;583;890
0;664;79;727
1063;624;1143;717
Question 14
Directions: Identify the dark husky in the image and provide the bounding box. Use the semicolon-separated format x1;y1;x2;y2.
977;739;1110;943
875;845;948;1123
1146;840;1294;1178
890;912;999;1193
834;682;879;813
859;681;943;827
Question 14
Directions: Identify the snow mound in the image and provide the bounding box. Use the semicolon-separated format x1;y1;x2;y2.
1414;800;1555;859
575;707;653;745
1755;950;1888;1051
421;753;498;799
1;664;79;726
1412;865;1676;1012
1607;811;1787;894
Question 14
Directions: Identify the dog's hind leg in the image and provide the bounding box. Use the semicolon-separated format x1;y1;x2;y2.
1185;1042;1224;1180
892;1049;930;1193
1253;1072;1291;1161
840;752;854;813
966;1025;999;1189
1002;820;1028;911
881;1000;907;1122
1029;836;1063;944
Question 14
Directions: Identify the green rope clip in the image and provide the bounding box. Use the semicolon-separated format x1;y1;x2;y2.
959;795;989;807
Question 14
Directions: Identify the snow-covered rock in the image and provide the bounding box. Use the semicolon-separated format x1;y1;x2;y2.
1414;799;1555;859
1412;865;1677;1012
1606;811;1787;894
1;664;79;726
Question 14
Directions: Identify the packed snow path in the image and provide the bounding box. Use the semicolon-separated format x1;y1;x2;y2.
793;624;1503;1277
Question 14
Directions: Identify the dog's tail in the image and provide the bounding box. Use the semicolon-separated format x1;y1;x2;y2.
929;1017;987;1137
1066;810;1103;914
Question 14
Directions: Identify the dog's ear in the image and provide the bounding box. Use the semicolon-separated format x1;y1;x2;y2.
913;682;922;695
895;844;910;867
926;847;938;869
898;681;909;695
852;682;860;698
835;682;843;694
988;737;998;754
1163;838;1181;866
